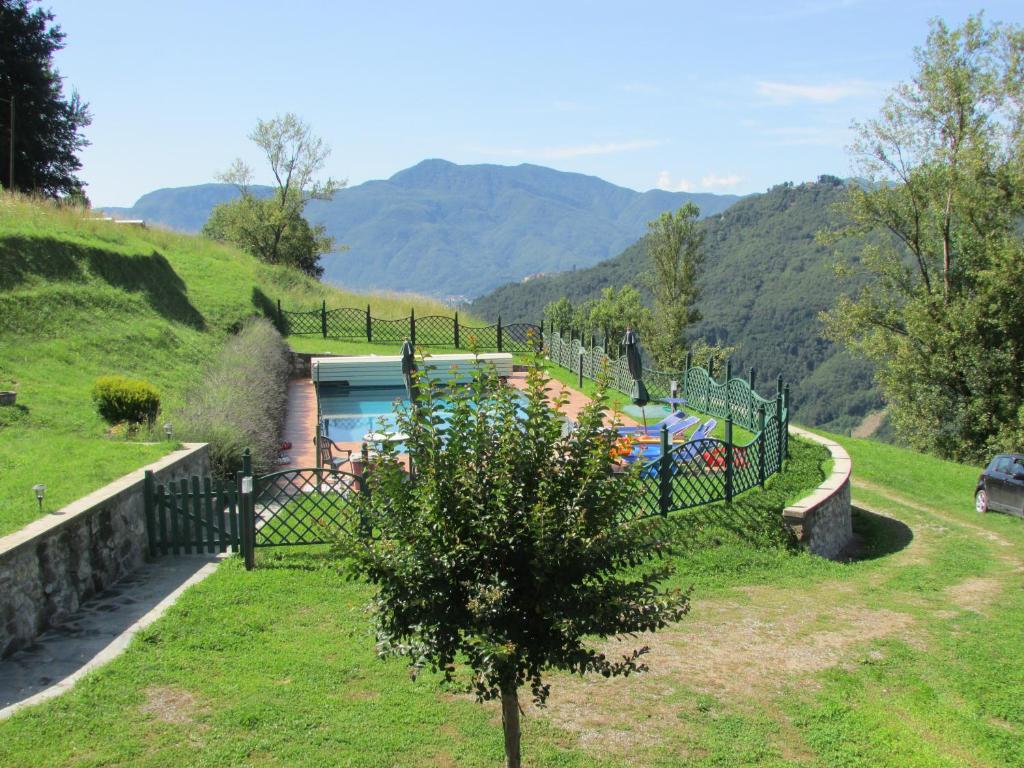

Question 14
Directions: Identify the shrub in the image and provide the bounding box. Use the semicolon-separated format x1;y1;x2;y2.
92;375;161;425
175;317;290;477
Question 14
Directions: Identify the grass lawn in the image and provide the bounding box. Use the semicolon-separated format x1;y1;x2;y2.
4;434;1011;768
0;196;461;537
2;431;1021;766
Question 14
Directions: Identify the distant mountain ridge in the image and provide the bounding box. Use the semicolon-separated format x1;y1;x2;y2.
470;178;882;433
101;159;742;298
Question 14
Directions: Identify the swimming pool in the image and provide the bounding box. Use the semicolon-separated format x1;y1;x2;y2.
318;386;533;444
319;386;410;443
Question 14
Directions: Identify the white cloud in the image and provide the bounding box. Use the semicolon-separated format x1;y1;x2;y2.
700;173;742;189
619;82;661;95
756;79;879;104
476;139;663;160
656;171;693;192
552;100;585;112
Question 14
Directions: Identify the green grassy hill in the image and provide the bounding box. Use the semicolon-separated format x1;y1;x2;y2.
0;195;464;536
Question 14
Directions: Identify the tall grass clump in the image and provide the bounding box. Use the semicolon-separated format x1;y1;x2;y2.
176;318;290;477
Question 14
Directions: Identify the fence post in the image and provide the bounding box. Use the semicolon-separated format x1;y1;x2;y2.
240;473;255;571
454;311;460;348
143;470;157;557
276;299;284;334
242;448;252;477
725;358;732;383
578;351;584;389
775;390;784;471
659;425;671;516
366;304;372;342
497;315;503;352
782;384;791;461
321;300;327;339
683;351;691;400
725;416;734;503
410;307;416;347
777;373;783;398
757;404;767;487
749;367;756;391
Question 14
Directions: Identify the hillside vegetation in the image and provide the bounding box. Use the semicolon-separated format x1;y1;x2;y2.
0;195;461;536
473;179;881;433
103;160;742;299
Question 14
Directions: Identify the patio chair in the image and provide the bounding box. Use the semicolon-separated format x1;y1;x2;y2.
316;436;353;471
615;410;686;435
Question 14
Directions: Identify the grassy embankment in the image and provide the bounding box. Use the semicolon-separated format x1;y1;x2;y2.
6;433;1021;766
0;195;466;536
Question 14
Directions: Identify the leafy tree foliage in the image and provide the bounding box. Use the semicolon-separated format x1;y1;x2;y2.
203;192;332;279
645;203;704;369
339;360;689;768
0;0;91;197
822;15;1024;461
205;113;343;278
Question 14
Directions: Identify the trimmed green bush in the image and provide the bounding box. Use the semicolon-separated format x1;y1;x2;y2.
92;376;161;425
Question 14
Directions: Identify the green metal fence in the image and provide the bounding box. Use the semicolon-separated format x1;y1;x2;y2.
544;329;790;518
276;299;542;353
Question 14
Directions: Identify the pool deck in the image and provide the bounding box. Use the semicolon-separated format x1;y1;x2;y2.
281;370;642;473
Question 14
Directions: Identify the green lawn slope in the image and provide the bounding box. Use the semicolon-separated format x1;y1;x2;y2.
2;432;1020;766
0;195;465;536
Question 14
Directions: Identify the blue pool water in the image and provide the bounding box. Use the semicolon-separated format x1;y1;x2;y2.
319;387;410;442
318;386;532;444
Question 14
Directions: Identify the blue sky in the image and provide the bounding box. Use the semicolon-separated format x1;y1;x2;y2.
45;0;1024;207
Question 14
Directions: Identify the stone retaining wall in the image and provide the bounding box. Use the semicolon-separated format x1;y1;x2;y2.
0;444;209;658
783;428;853;559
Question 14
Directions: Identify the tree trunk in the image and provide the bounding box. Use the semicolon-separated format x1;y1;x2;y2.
501;686;521;768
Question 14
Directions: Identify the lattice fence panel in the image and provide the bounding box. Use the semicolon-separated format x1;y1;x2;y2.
416;315;457;346
666;438;728;510
371;318;408;344
503;323;541;352
282;310;321;336
732;443;760;495
325;308;365;339
460;324;499;349
642;368;674;403
254;469;362;546
622;473;662;521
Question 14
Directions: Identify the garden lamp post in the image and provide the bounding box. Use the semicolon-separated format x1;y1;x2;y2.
0;95;13;190
163;422;173;440
32;483;45;512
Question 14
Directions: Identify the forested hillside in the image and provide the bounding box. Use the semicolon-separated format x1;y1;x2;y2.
472;178;882;433
102;160;741;299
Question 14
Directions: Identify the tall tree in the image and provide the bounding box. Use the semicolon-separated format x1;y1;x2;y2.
822;14;1024;461
644;202;705;370
0;0;91;197
339;360;689;768
205;113;343;278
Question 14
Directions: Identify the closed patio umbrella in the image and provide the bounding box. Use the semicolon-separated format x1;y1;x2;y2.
401;339;418;401
622;328;650;428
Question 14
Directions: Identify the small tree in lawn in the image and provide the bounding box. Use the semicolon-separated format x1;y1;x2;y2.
339;352;690;768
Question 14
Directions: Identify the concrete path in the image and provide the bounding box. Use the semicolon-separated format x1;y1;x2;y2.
0;554;221;720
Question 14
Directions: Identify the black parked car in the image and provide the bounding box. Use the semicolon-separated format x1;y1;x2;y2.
975;454;1024;516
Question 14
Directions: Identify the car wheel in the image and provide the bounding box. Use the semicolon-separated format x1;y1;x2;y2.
975;489;989;514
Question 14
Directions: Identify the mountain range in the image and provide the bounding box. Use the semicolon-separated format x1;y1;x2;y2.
102;160;742;299
471;177;882;433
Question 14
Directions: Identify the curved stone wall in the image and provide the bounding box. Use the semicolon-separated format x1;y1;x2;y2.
783;427;853;559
